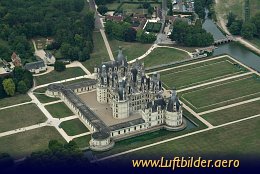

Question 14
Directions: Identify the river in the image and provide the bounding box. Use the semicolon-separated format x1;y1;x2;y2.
202;10;260;71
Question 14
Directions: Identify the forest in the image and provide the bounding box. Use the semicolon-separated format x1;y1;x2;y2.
0;0;95;63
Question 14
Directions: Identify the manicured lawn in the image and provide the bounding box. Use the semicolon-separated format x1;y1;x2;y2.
94;109;207;158
0;94;31;108
82;31;110;73
202;100;260;126
35;67;86;85
119;116;260;158
45;102;74;118
60;119;89;136
181;75;260;112
73;135;91;148
160;57;246;89
250;38;260;50
0;127;65;159
109;39;152;61
34;94;60;103
0;104;47;133
106;2;121;10
145;22;162;33
144;47;190;68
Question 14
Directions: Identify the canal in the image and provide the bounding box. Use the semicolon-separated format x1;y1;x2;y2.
202;10;260;71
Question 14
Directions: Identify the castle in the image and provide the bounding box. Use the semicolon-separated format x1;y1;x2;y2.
46;48;186;151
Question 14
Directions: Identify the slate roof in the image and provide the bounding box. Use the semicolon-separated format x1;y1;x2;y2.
109;118;145;131
24;60;46;70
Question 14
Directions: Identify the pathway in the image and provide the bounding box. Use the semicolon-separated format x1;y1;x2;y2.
0;101;32;111
100;29;114;61
66;61;91;75
198;97;260;115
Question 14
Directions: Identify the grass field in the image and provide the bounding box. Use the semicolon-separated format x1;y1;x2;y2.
215;0;260;20
0;104;47;133
160;57;246;89
117;116;260;158
0;94;31;108
250;38;260;49
35;67;85;85
34;94;60;103
45;102;74;118
181;75;260;112
202;100;260;126
109;39;152;61
94;109;207;158
73;135;91;149
82;32;110;73
0;127;65;159
143;47;190;68
60;119;89;136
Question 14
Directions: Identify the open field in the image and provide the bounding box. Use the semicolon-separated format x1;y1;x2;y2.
35;67;86;85
144;47;189;68
0;127;65;159
109;39;152;61
202;100;260;126
82;32;110;73
117;116;260;159
45;102;74;118
181;75;260;112
160;57;247;89
94;109;207;159
73;135;91;149
60;119;89;136
215;0;260;20
0;94;31;108
0;104;47;133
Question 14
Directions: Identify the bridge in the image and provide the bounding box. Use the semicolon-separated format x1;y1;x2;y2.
214;35;234;45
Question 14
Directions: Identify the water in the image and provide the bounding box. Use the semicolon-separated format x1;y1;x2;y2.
202;10;260;71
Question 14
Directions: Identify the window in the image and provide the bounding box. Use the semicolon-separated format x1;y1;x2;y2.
134;126;136;130
118;131;120;135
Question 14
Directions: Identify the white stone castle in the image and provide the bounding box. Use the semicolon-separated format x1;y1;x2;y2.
46;48;186;151
94;48;185;130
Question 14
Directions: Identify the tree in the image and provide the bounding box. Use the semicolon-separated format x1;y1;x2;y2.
251;12;260;37
97;5;108;15
124;28;136;42
229;20;243;35
241;22;256;39
17;80;28;94
54;61;66;72
3;78;15;96
227;12;236;28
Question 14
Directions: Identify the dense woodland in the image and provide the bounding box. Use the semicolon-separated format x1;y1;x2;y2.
0;0;95;62
170;20;214;47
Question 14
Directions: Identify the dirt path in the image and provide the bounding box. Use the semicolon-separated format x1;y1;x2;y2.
214;0;260;55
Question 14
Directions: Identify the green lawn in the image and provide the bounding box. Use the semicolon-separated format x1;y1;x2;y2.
0;127;65;159
94;109;207;159
249;38;260;50
34;94;60;103
0;94;31;108
109;39;152;61
181;75;260;112
119;116;260;158
144;47;190;68
82;31;110;73
160;57;246;89
73;135;91;149
35;67;86;85
0;104;47;133
60;119;89;136
45;102;74;118
202;100;260;126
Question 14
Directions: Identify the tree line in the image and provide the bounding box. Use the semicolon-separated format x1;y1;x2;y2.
0;0;95;62
170;20;214;47
227;12;260;40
